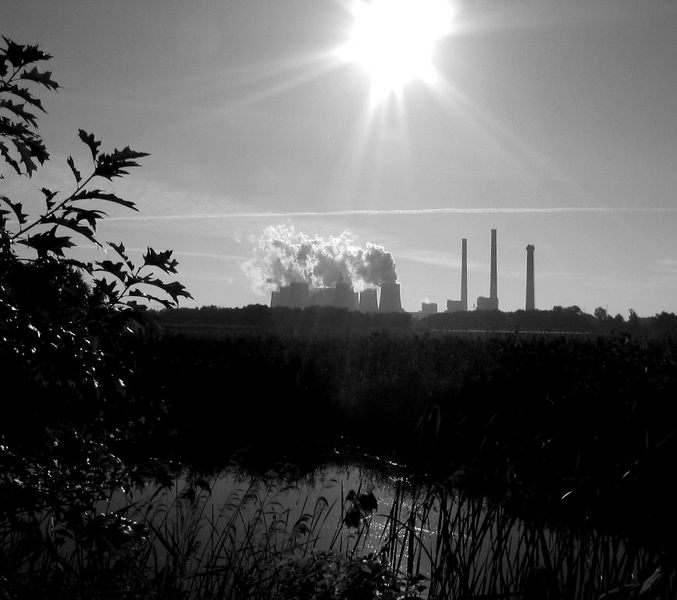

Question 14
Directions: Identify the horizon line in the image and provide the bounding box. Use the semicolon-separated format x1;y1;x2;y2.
107;206;677;222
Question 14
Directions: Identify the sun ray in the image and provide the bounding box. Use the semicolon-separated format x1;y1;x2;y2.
424;76;601;206
337;0;456;106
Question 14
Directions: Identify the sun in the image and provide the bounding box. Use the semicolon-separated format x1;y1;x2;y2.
338;0;455;105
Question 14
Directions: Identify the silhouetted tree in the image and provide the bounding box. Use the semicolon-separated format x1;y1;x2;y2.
0;36;191;448
1;37;191;317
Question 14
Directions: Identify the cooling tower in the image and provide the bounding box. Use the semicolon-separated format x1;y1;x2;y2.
359;288;378;312
461;238;468;311
270;290;280;307
526;244;535;311
309;287;335;307
289;281;309;308
490;229;497;302
379;283;402;313
278;285;292;307
335;282;357;310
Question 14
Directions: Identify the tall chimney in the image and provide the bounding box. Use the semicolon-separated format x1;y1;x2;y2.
379;283;402;312
526;244;535;311
461;238;468;311
490;229;497;301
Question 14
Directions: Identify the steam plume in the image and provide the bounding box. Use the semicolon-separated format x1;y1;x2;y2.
242;225;398;294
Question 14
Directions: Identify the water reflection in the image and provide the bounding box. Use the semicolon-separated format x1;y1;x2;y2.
99;463;673;599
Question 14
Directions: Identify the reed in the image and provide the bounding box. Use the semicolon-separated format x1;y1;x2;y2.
3;465;673;599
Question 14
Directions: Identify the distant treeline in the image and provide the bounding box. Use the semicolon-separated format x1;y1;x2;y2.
153;304;412;331
153;304;677;337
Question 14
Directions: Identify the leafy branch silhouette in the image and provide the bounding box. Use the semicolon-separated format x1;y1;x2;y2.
1;36;192;312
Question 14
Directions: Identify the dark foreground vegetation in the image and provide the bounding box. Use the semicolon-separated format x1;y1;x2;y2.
2;37;676;598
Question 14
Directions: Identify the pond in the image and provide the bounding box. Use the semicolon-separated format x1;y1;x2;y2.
95;460;672;599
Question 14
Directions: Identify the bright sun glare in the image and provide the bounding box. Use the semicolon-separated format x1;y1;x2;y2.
339;0;455;105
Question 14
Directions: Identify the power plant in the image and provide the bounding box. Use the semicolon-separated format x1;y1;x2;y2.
272;282;400;313
270;229;536;314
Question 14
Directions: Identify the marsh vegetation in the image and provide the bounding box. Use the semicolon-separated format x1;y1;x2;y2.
2;36;676;599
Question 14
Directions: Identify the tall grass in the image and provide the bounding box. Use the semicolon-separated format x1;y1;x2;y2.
376;480;674;599
2;465;673;599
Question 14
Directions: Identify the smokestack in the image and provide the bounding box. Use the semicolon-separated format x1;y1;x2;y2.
461;238;468;311
379;283;402;312
490;229;497;302
359;288;378;312
526;244;535;311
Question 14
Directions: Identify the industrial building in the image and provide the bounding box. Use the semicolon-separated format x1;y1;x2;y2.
421;302;438;314
272;281;402;313
270;229;536;314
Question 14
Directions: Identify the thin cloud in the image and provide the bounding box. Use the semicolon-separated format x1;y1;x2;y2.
107;206;677;222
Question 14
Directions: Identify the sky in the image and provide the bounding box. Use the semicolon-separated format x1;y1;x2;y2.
3;0;677;316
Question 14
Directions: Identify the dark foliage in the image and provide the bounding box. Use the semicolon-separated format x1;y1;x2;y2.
108;328;677;549
0;37;191;598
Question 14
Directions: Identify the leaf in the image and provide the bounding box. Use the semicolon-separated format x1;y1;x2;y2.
107;241;135;270
0;195;28;225
2;37;53;68
0;98;38;128
18;66;59;91
2;83;45;113
17;230;75;257
72;189;138;211
66;156;81;183
92;277;120;303
143;248;179;274
41;187;58;210
94;260;128;282
16;132;49;167
157;281;193;303
42;216;101;247
78;129;101;161
63;206;107;229
127;289;173;309
639;567;662;596
0;141;21;174
95;147;150;180
13;138;40;175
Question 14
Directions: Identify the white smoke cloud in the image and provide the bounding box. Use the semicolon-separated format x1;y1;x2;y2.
242;225;398;294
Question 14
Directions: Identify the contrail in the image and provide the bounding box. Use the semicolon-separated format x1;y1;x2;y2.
107;206;677;222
